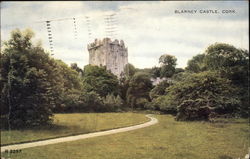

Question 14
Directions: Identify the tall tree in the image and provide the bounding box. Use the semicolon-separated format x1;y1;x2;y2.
0;29;55;127
52;60;84;112
186;54;206;73
82;65;119;97
126;72;153;109
123;63;136;79
159;54;177;78
204;43;249;87
204;43;249;117
151;66;161;78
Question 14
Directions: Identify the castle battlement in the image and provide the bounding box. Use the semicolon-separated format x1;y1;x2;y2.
87;38;128;78
88;38;127;51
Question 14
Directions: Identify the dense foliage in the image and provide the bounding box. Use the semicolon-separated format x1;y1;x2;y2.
186;43;249;118
126;72;153;109
159;54;177;78
173;72;240;120
103;94;124;112
0;30;126;129
149;80;171;100
82;65;120;97
1;29;248;125
1;29;57;127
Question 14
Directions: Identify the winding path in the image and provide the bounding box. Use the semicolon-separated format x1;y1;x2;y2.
1;114;158;152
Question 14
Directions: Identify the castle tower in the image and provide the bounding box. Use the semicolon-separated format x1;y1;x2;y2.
87;38;128;78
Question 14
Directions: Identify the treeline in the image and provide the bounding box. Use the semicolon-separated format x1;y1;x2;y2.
0;29;123;128
0;29;249;128
145;43;249;120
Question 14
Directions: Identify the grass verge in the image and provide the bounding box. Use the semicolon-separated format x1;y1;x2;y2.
1;112;149;145
1;114;249;159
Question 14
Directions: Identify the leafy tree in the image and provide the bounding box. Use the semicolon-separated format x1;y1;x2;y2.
171;72;191;82
177;99;211;121
119;77;130;101
149;80;171;99
186;54;206;73
52;60;84;112
103;94;124;112
0;29;55;127
135;68;152;76
126;72;153;109
123;63;136;79
80;91;104;112
164;71;240;121
119;63;136;102
135;98;149;109
204;43;249;117
151;66;161;78
82;65;119;97
70;63;83;76
159;54;177;78
59;89;83;112
204;43;249;87
146;95;177;113
185;43;249;117
175;68;185;74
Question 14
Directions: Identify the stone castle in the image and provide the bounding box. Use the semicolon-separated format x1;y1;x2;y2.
87;38;128;77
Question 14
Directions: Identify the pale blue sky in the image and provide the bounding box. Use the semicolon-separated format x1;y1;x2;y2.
1;1;249;68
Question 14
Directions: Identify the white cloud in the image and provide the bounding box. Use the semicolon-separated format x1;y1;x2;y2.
1;1;249;69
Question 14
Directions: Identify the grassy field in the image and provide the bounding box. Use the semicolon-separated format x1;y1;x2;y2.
1;114;249;159
1;113;149;145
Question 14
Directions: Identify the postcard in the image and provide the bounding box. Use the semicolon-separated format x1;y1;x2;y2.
1;1;249;159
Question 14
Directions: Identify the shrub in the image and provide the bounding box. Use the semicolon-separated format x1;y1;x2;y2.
146;95;177;114
103;94;124;112
135;98;149;109
166;71;240;120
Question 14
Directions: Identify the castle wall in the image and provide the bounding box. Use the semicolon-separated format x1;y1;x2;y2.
87;38;128;78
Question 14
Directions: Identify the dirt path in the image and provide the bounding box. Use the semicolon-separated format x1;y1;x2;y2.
1;114;158;152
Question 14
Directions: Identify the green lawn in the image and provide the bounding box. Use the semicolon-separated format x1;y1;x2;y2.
2;114;249;159
1;112;149;145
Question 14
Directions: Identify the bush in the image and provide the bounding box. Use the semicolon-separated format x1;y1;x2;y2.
146;96;177;114
149;80;171;99
135;98;149;109
165;71;240;121
82;65;120;97
126;72;153;109
0;29;55;128
103;94;124;112
176;99;211;121
80;91;104;112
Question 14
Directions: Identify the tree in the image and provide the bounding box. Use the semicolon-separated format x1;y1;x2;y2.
123;63;136;79
164;71;240;121
149;80;171;99
82;65;119;97
185;43;249;117
151;66;161;78
204;43;249;87
186;54;206;73
52;60;84;112
146;95;177;113
103;94;124;112
70;63;83;76
0;29;55;127
126;72;153;109
175;68;185;74
204;43;249;117
159;54;177;78
80;91;104;112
